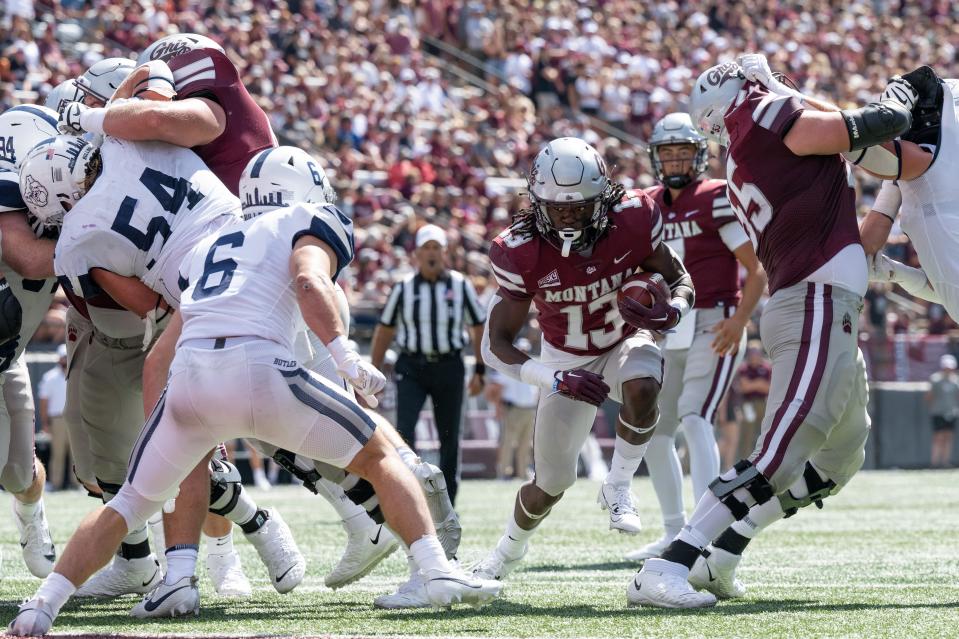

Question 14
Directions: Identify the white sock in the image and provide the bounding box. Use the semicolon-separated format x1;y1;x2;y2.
35;572;76;615
644;433;685;531
684;491;739;548
122;523;150;547
14;497;41;519
396;445;420;471
409;535;451;574
342;510;375;534
605;436;649;486
252;468;268;484
732;496;785;539
316;478;370;524
643;557;689;578
663;513;687;540
206;532;233;557
496;515;535;560
164;545;198;584
682;414;720;502
218;485;258;527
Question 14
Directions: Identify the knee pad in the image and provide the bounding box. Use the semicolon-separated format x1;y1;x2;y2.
778;462;837;518
209;457;241;485
107;483;164;532
708;459;775;520
209;480;242;516
1;456;36;495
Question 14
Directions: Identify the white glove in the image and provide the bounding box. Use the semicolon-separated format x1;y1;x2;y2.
739;54;776;88
58;101;88;135
880;77;918;111
867;252;897;283
328;336;386;406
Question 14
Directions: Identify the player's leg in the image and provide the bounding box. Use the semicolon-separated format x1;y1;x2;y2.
600;333;664;534
627;347;685;560
63;309;99;497
473;385;598;582
677;310;745;501
2;359;56;579
692;348;870;598
630;282;836;608
258;358;500;608
428;356;466;505
74;339;161;598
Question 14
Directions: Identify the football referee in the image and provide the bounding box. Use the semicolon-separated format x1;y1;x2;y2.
371;224;486;505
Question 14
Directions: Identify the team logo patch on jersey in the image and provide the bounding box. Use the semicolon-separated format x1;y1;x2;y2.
22;175;48;207
586;266;597;275
538;269;561;288
843;312;852;334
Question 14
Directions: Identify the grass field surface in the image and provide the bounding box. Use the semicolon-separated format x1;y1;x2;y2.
1;470;957;638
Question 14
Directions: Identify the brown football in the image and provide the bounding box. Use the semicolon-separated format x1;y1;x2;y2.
617;272;668;308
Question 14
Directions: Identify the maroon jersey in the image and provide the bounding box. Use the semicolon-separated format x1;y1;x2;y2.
646;179;743;309
724;83;861;294
489;190;662;356
168;49;276;195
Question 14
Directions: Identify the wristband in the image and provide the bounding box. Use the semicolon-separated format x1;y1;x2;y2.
872;181;902;221
669;297;690;319
474;363;486;376
79;107;108;135
326;335;353;367
520;359;557;389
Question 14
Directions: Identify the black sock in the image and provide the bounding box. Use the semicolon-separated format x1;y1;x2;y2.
713;527;751;556
660;539;702;569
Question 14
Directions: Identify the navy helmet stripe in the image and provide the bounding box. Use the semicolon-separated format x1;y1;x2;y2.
249;148;274;178
7;105;58;129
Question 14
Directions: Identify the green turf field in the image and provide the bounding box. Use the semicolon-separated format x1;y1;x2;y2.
1;470;958;638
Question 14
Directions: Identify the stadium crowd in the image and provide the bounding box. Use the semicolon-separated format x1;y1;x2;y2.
3;0;959;373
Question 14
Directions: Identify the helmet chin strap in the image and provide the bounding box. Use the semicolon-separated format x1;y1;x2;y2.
557;228;581;257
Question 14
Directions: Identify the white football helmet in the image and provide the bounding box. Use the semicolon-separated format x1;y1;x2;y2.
0;105;59;171
648;112;709;189
77;58;136;105
527;137;616;257
137;33;224;65
689;62;746;146
18;136;101;228
239;146;336;219
45;79;85;115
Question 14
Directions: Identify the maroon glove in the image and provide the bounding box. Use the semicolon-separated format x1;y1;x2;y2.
619;282;681;331
553;368;610;406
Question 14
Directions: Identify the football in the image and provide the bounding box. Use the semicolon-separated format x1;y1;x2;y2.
617;271;668;308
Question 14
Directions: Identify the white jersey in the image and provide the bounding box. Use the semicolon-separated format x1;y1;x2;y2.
898;78;959;317
0;169;56;375
178;202;355;352
54;138;241;308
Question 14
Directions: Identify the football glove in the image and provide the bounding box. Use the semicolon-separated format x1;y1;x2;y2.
739;53;776;88
553;368;610;407
880;77;919;112
618;279;682;332
336;354;386;406
58;102;88;135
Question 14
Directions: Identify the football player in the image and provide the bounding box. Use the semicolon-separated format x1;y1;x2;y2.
57;34;417;593
628;56;912;608
473;137;695;584
18;132;305;614
8;147;501;636
0;105;62;581
625;113;766;562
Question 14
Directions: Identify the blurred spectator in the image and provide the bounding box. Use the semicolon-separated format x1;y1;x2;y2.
30;309;66;349
484;338;538;480
38;344;73;491
927;354;959;468
735;341;772;463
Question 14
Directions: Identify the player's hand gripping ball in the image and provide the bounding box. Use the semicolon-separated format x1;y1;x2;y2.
617;272;680;331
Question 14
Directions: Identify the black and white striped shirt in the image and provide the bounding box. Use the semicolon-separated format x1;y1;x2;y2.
379;271;485;355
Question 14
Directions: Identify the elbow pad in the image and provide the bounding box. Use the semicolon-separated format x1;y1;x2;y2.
841;102;912;152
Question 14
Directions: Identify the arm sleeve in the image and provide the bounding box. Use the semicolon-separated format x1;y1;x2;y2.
718;220;751;252
379;282;403;327
488;239;533;301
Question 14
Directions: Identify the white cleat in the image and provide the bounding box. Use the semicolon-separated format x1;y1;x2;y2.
14;500;56;578
597;481;642;535
8;596;57;636
325;523;398;590
627;559;717;609
243;508;305;594
412;462;461;559
130;576;200;618
624;533;672;562
423;568;502;609
471;545;526;582
373;570;431;609
688;547;746;599
76;555;162;597
147;512;167;572
206;550;253;598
